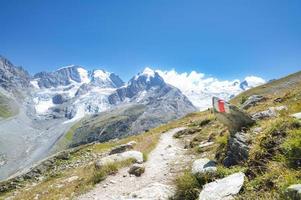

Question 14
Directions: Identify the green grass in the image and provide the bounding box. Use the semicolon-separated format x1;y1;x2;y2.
0;92;14;118
280;125;301;169
91;159;133;184
173;171;200;200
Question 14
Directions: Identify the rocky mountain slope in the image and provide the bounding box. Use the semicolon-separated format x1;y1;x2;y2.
0;69;299;200
0;56;31;93
57;69;196;148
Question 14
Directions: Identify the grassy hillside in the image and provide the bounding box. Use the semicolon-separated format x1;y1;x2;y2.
1;70;300;199
172;70;301;199
0;92;17;118
54;104;147;150
0;110;201;200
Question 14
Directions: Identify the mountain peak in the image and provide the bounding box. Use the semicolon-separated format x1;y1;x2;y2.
92;69;111;80
135;67;156;81
142;67;155;77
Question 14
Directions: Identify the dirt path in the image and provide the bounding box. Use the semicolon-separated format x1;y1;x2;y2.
78;127;194;200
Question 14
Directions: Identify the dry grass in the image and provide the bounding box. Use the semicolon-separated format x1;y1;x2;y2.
0;112;199;200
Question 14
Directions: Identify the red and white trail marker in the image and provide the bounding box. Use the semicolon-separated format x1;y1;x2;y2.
213;97;230;113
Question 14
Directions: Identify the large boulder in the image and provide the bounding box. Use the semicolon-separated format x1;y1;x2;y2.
95;150;143;169
199;172;245;200
285;184;301;200
212;97;255;132
212;97;253;167
223;131;250;167
241;95;265;110
192;158;217;174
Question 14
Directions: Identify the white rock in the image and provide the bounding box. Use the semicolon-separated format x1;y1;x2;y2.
127;141;137;146
199;142;214;148
291;112;301;119
286;184;301;200
252;127;262;134
64;176;79;183
192;158;217;174
273;105;288;111
199;172;245;200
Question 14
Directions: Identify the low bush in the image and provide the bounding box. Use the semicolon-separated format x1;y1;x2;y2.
173;171;200;200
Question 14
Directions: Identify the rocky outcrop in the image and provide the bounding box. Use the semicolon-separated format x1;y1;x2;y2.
241;95;265;110
34;66;83;88
252;106;287;120
213;97;254;167
285;184;301;200
128;164;145;177
192;158;217;174
213;97;255;132
223;131;250;167
109;141;136;155
198;172;245;200
0;55;31;93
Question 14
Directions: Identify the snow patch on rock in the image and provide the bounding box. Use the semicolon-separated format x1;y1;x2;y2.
77;68;90;83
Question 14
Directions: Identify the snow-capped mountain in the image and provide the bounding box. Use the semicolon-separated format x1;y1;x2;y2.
108;67;195;116
0;55;266;121
33;65;124;89
29;65;196;124
30;65;125;119
156;69;266;110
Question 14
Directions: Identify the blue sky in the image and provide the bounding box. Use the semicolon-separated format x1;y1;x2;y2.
0;0;300;81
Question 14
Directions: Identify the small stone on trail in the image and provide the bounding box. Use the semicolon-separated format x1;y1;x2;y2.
128;164;145;177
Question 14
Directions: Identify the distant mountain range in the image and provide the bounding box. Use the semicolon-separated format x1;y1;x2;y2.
0;55;266;120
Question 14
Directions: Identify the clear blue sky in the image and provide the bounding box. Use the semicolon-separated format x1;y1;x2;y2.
0;0;300;81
